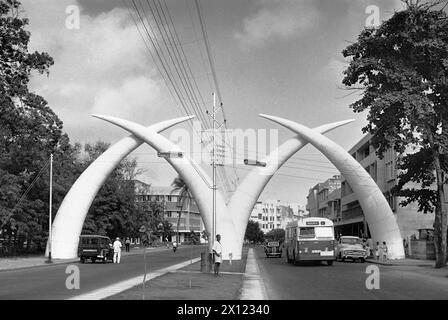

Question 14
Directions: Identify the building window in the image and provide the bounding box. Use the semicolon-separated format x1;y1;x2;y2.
386;161;394;181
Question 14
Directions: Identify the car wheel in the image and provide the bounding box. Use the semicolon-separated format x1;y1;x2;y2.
360;258;365;263
327;260;334;266
91;258;96;263
80;257;85;264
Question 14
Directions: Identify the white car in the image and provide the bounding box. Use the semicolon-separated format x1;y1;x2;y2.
335;236;367;262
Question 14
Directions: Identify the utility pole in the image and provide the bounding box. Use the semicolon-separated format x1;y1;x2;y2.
207;93;224;257
46;154;53;264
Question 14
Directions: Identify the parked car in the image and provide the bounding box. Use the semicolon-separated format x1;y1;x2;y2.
264;241;282;258
78;235;114;263
335;236;367;262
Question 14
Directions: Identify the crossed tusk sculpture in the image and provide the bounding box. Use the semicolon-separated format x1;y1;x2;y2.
46;114;404;260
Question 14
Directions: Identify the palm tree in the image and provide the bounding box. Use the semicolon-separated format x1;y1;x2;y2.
171;176;191;244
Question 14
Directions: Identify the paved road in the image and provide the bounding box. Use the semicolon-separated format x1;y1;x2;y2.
0;245;205;300
254;246;448;299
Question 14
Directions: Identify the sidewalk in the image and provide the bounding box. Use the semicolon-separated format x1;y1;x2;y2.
0;246;167;272
366;257;436;267
366;257;448;279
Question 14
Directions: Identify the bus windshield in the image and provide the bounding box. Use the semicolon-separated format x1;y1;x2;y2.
299;226;334;239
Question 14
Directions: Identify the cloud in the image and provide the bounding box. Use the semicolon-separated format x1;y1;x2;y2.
92;76;161;117
322;57;349;87
21;0;169;143
234;0;319;49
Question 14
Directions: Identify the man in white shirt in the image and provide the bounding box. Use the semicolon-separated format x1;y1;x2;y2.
113;237;122;263
212;234;222;276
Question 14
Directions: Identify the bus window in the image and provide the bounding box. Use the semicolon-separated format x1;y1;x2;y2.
315;227;334;239
299;227;315;238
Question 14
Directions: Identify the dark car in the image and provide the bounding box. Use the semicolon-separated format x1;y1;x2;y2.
78;235;114;263
264;241;282;258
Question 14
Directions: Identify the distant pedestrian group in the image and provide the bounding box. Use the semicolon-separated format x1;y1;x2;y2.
375;241;388;262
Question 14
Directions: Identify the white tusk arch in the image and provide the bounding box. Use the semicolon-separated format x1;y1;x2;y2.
48;116;195;259
259;114;405;259
91;114;239;259
228;119;355;251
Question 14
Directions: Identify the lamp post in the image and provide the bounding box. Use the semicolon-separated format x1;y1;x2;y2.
46;154;53;264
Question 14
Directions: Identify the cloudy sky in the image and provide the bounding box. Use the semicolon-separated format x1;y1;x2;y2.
22;0;407;205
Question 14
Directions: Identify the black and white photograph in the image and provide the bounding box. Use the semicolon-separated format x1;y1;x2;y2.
0;0;448;306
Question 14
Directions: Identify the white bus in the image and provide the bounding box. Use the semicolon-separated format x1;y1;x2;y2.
285;217;335;266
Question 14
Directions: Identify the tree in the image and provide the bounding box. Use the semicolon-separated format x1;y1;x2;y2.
342;0;448;267
265;228;285;244
189;230;200;244
171;176;192;244
82;142;148;240
0;0;81;255
244;220;264;244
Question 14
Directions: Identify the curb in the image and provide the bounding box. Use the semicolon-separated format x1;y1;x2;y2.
366;259;434;267
240;248;268;300
0;259;79;273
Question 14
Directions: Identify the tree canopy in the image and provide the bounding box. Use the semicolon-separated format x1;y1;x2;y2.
0;0;149;255
342;0;448;266
244;220;264;244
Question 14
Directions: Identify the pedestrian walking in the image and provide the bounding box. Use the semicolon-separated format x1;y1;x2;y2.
382;241;388;261
125;237;131;252
173;240;178;252
375;241;380;261
365;243;371;258
113;237;122;263
213;234;223;277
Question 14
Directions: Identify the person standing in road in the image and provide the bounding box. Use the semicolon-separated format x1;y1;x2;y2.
382;241;388;262
113;237;122;263
378;241;385;262
125;237;131;252
213;234;223;277
173;240;178;252
375;241;380;261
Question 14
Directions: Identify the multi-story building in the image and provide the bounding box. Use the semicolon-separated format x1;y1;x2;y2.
134;180;205;243
306;175;342;220
250;200;306;233
306;134;434;240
